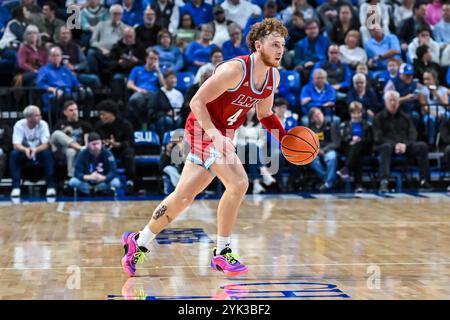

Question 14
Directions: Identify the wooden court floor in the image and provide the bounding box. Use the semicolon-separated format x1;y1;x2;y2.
0;193;450;300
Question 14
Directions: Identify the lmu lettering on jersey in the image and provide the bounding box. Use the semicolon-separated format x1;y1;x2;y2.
231;94;262;108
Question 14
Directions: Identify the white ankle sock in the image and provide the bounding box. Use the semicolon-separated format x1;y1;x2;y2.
137;226;157;249
216;236;231;254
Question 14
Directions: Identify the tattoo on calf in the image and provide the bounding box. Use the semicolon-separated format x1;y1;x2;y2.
153;205;167;220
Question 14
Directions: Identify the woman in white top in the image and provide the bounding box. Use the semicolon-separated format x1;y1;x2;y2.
393;0;414;30
339;30;367;68
408;26;440;64
418;70;450;144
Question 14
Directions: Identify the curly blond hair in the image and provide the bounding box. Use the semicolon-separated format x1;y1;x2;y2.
246;18;288;52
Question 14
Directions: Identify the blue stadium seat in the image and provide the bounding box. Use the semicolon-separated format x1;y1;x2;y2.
279;70;300;94
446;68;450;87
134;131;161;165
176;72;195;94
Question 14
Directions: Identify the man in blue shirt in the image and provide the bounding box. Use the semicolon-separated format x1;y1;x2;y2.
37;46;93;121
384;63;420;127
69;132;121;196
180;0;213;27
300;68;338;126
126;49;165;130
294;18;329;84
122;0;144;27
364;24;401;77
433;3;450;48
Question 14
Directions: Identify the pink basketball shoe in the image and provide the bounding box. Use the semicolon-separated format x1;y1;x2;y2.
210;245;248;276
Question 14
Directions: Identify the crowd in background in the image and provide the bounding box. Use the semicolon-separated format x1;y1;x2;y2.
0;0;449;197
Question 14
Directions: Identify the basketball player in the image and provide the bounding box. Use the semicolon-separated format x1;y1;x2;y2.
121;18;289;277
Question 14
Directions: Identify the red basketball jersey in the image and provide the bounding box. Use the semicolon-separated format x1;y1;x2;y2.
185;54;276;155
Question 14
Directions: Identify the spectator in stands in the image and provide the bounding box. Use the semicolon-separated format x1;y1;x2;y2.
79;0;109;47
328;3;359;46
185;23;218;73
433;2;450;48
221;0;261;30
393;0;414;30
308;107;341;192
56;26;101;88
280;0;316;25
346;73;380;121
94;100;136;194
359;0;390;38
408;26;440;65
267;97;298;192
38;45;93;116
425;0;443;26
234;107;267;194
339;30;367;69
222;23;249;60
377;58;400;88
418;70;450;145
135;6;161;49
356;62;378;90
317;0;350;30
17;24;48;86
22;0;42;19
0;5;29;55
122;0;143;27
0;119;12;182
51;100;92;177
399;1;428;50
384;63;421;127
87;4;128;77
337;101;372;192
152;29;184;73
312;43;352;96
151;70;185;134
159;130;184;195
10;105;56;197
194;47;223;84
373;90;431;193
413;44;442;83
151;0;179;33
180;0;213;27
439;118;450;192
211;5;231;48
294;18;329;83
173;12;198;51
35;1;64;44
243;0;280;38
127;49;165;130
365;23;401;76
109;26;144;100
300;68;338;126
285;10;305;51
69;132;121;196
180;64;214;127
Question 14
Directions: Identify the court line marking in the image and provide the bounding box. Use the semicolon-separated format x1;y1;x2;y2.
3;261;450;271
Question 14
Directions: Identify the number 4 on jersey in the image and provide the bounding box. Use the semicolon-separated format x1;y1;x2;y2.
227;109;244;126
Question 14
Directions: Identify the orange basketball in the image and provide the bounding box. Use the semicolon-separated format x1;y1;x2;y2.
281;126;320;165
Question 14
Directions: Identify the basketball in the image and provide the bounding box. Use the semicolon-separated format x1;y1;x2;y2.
281;126;320;165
